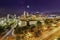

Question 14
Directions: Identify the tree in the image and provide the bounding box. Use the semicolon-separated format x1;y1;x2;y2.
14;25;22;34
57;38;60;40
29;24;35;32
34;30;41;37
36;21;42;26
36;21;42;30
26;21;30;26
0;26;5;35
14;25;26;40
44;19;49;24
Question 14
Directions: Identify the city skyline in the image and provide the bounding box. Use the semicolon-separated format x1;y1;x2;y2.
0;0;60;16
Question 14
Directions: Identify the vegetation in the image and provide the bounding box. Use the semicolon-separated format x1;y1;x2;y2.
0;15;59;40
57;38;60;40
0;26;5;35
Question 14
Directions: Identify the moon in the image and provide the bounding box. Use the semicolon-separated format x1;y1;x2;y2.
27;5;30;8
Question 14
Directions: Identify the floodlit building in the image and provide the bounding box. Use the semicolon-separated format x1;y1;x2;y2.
29;21;37;25
18;21;27;26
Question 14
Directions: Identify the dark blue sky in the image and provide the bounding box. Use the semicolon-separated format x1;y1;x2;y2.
0;0;60;15
25;0;60;12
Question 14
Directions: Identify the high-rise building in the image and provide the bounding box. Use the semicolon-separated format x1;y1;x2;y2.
23;11;29;18
7;14;10;19
35;12;40;17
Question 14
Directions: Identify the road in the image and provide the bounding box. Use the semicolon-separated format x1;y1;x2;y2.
44;28;60;40
26;26;60;40
40;26;60;40
4;26;60;40
29;26;60;40
1;22;17;40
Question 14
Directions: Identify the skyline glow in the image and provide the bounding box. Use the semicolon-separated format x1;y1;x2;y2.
0;0;60;15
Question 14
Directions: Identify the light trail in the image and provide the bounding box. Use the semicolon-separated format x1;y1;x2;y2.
39;26;60;40
1;23;17;40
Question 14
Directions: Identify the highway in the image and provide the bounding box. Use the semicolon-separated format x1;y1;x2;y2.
1;22;17;40
1;23;60;40
2;26;60;40
44;27;60;40
28;26;60;40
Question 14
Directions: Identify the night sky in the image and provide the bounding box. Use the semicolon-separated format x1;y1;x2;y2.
0;0;60;15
